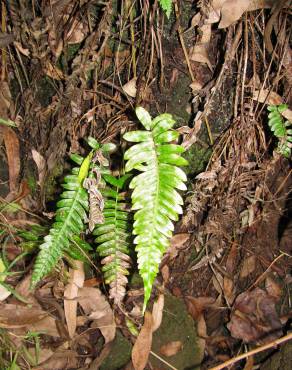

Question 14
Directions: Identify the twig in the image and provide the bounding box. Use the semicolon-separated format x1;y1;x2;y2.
150;350;178;370
209;332;292;370
173;0;195;82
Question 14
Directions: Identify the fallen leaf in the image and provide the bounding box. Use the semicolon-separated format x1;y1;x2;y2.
64;261;85;338
132;311;153;370
122;78;137;98
265;276;282;301
240;255;256;279
218;0;250;29
164;233;190;261
189;24;213;70
227;288;282;343
225;243;238;274
152;294;164;332
33;349;78;370
160;341;183;357
32;149;47;188
185;296;216;321
78;287;116;343
223;276;235;305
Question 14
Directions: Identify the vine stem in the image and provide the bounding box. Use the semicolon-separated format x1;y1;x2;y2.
209;332;292;370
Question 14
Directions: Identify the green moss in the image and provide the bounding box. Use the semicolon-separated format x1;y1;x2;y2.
183;144;212;177
100;330;132;370
43;163;64;202
150;294;203;370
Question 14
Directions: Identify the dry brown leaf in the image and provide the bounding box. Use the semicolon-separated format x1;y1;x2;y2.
160;341;183;357
43;61;65;80
32;149;47;188
64;261;85;338
33;349;78;370
78;287;116;343
252;89;292;121
218;0;250;29
185;296;216;321
223;276;235;304
265;276;282;300
67;19;88;44
132;311;153;370
163;233;190;262
122;78;137;98
189;24;212;70
2;127;20;192
225;243;238;274
227;288;282;343
0;304;59;336
243;355;254;370
240;255;256;279
0;304;48;328
152;294;164;332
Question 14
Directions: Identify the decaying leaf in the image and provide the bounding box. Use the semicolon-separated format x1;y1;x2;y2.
32;149;47;188
122;78;137;98
240;255;256;279
78;287;116;343
218;0;250;28
152;293;164;332
132;311;153;370
189;24;213;70
227;288;282;343
64;261;85;338
265;275;282;300
160;341;183;357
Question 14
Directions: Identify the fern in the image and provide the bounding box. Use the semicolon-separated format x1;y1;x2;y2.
267;104;292;158
93;174;132;304
159;0;172;18
31;153;91;287
123;107;188;312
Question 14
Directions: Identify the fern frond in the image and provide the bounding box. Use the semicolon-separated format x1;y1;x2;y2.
93;174;132;305
123;107;188;312
31;154;91;287
267;104;292;158
159;0;172;18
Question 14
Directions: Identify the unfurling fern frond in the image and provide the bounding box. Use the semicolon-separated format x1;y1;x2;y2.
267;104;292;158
31;153;92;287
93;174;132;305
123;107;188;312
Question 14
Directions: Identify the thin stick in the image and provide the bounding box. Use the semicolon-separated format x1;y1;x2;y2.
174;0;195;82
209;332;292;370
150;350;178;370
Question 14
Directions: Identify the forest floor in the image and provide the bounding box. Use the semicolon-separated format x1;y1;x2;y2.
0;1;291;369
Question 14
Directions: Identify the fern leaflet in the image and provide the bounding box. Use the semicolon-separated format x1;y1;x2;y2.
267;104;292;158
31;154;91;287
93;174;132;304
159;0;172;18
123;107;188;312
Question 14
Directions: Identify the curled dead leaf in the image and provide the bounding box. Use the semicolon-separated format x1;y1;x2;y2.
78;287;116;343
152;294;164;332
132;311;153;370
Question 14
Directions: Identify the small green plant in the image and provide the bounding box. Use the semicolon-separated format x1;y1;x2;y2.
31;108;188;312
159;0;172;18
123;107;188;311
267;104;292;158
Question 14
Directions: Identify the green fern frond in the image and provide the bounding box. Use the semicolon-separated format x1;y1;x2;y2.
93;174;132;304
159;0;172;18
267;104;292;158
31;153;91;287
123;107;188;312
